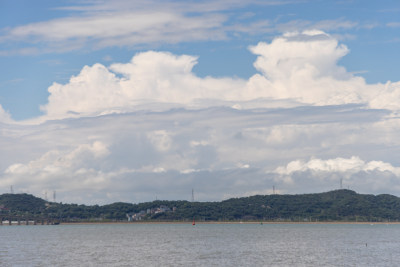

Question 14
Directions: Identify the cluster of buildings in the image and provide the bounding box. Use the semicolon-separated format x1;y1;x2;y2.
126;205;176;221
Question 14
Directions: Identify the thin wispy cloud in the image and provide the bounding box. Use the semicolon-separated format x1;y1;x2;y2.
0;0;286;54
0;1;359;55
1;12;227;53
387;22;400;28
276;18;359;33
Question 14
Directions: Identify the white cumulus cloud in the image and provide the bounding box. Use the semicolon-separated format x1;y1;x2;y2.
246;30;369;105
275;156;400;177
0;104;12;123
1;141;110;195
35;30;400;122
39;50;245;120
272;156;400;195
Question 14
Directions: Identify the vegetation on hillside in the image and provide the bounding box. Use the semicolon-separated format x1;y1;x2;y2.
1;190;400;222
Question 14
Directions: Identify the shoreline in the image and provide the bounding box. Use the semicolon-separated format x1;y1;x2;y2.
58;221;400;225
3;220;400;226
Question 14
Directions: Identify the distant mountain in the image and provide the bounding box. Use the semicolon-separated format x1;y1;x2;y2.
1;190;400;222
0;193;46;213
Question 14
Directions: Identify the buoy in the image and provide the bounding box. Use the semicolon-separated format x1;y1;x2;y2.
192;218;195;225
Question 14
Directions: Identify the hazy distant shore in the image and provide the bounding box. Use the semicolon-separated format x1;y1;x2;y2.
3;190;400;224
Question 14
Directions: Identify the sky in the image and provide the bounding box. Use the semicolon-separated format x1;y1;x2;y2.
0;0;400;204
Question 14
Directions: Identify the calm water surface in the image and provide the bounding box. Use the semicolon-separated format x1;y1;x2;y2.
1;223;399;266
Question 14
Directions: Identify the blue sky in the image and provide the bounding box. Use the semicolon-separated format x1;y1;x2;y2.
0;0;400;204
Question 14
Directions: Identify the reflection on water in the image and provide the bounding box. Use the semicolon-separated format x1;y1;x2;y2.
0;223;399;266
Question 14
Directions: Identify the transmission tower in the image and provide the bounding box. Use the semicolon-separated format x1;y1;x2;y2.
191;188;194;202
10;185;14;194
53;190;56;202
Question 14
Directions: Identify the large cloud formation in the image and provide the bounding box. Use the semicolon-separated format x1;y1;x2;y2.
41;51;244;119
2;31;400;204
39;30;400;121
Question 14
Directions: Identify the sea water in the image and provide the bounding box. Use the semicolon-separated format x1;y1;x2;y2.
0;223;399;266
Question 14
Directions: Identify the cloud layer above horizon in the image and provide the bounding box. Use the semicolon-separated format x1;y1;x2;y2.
1;30;400;204
32;30;400;122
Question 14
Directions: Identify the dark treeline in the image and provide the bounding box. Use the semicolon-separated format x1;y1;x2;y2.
1;189;400;222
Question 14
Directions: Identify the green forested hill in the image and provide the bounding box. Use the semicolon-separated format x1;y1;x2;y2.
0;193;46;213
1;190;400;222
